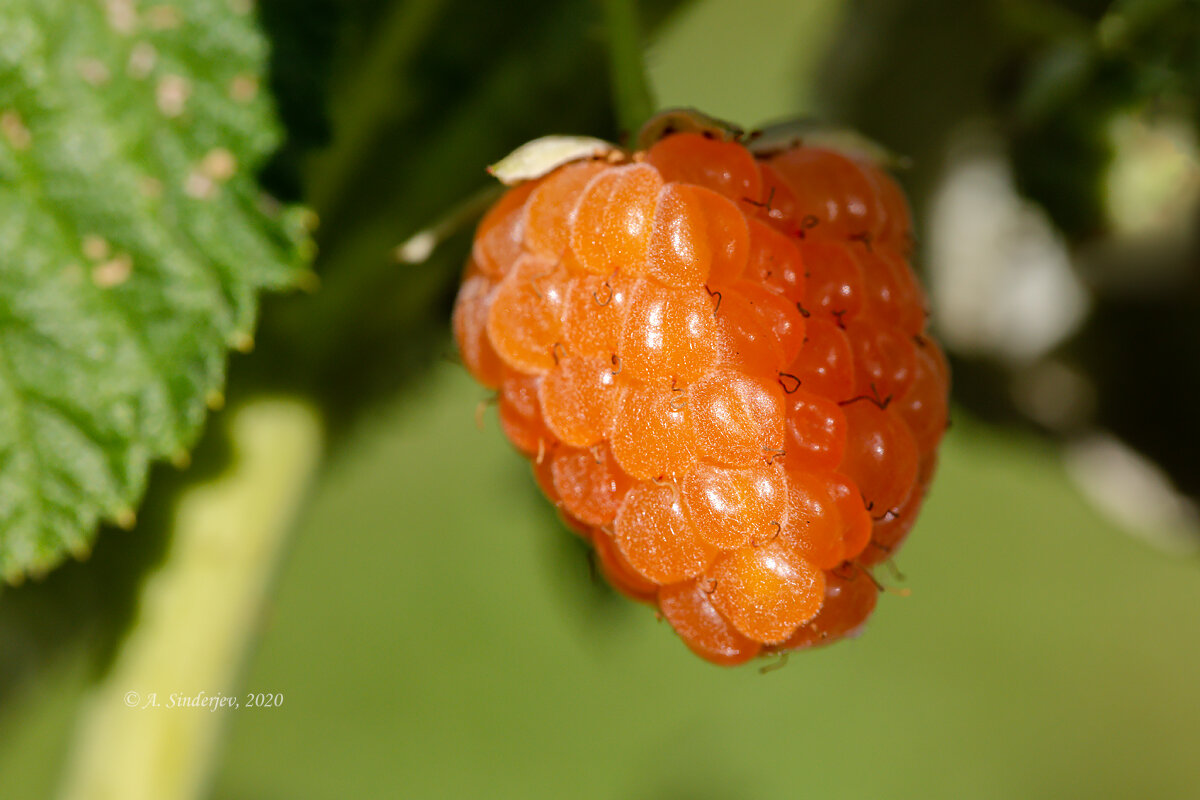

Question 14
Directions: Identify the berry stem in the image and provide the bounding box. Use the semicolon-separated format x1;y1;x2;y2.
394;183;504;264
601;0;656;140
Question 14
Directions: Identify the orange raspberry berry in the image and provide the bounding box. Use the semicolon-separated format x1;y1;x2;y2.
610;380;696;481
681;461;787;550
473;178;540;278
497;371;555;458
785;317;856;402
644;131;762;203
708;539;825;644
531;444;561;505
838;401;919;522
614;481;718;585
538;353;621;447
592;526;659;603
524;160;607;258
895;338;950;454
738;280;806;367
646;183;714;287
673;184;751;287
550;443;632;526
452;270;505;389
843;318;918;402
768;146;882;240
779;470;846;569
742;218;806;302
713;288;783;376
454;120;949;664
570;164;663;276
659;579;762;665
859;451;939;566
619;281;720;383
753;162;801;232
556;508;593;539
772;569;879;651
862;163;913;248
859;248;928;336
562;273;631;358
800;239;864;320
689;368;785;467
782;389;847;472
486;255;568;374
826;471;874;561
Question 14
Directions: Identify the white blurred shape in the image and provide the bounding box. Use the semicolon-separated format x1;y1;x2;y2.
1064;433;1200;556
395;231;436;264
928;128;1089;363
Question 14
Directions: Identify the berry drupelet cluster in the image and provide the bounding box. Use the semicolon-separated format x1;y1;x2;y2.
453;124;948;666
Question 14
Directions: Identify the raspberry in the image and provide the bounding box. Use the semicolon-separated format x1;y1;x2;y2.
454;117;949;665
551;442;631;526
769;568;879;651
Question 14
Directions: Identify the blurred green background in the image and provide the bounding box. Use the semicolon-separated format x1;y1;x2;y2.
215;368;1200;800
2;0;1199;797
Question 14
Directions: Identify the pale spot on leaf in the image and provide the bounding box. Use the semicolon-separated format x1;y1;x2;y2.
1;111;31;150
200;147;237;181
127;42;157;79
92;254;134;288
229;73;258;103
184;169;216;199
78;58;111;86
82;235;110;261
146;5;184;30
105;0;138;34
156;74;190;117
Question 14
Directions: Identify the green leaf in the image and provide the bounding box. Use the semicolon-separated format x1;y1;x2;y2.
0;0;313;581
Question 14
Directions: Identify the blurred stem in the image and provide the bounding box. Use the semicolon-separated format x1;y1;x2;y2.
602;0;656;139
393;183;503;264
56;398;323;800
